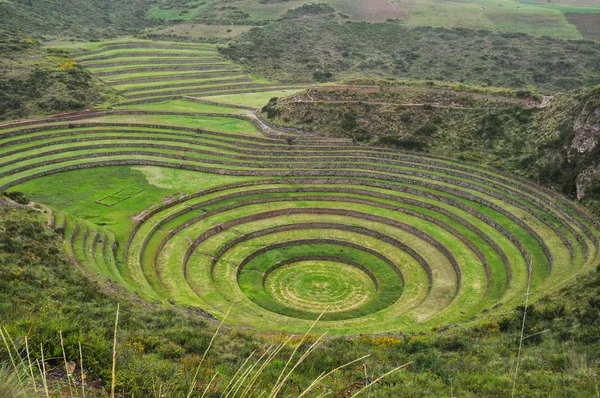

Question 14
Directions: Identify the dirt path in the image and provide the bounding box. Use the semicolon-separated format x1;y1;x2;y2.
312;85;543;107
290;99;469;109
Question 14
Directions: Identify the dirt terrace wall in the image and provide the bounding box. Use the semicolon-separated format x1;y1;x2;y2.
106;72;245;86
85;59;225;68
311;86;533;107
72;44;216;57
93;65;235;77
124;84;295;99
255;114;315;135
79;53;220;62
123;78;253;93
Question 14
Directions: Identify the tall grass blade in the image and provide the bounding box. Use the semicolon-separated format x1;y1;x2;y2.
240;345;277;398
25;337;37;396
350;361;412;397
40;344;50;398
79;341;85;398
269;310;327;398
511;273;532;398
200;372;218;398
298;355;371;398
111;303;120;398
60;331;74;397
0;328;25;394
270;333;327;397
222;351;256;398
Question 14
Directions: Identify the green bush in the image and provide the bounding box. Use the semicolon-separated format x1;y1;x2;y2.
261;97;280;119
413;123;438;136
313;70;333;83
377;136;428;151
4;191;29;204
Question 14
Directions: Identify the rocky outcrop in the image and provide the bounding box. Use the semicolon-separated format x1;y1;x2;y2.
570;97;600;154
576;166;600;200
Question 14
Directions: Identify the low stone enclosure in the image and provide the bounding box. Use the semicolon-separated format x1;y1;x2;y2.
1;109;599;334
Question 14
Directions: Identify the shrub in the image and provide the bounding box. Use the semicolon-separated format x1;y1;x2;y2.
313;70;333;83
377;136;428;151
341;109;358;130
158;341;185;359
261;97;280;119
4;191;29;205
413;123;438;136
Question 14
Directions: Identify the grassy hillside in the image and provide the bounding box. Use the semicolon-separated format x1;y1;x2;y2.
146;0;600;40
0;31;116;121
222;19;600;92
0;0;152;39
2;0;599;42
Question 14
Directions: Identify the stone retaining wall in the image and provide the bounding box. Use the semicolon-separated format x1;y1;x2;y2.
124;83;285;99
184;214;434;286
72;44;215;57
125;175;535;279
107;72;245;86
254;114;315;135
124;78;253;93
85;59;224;68
93;65;235;77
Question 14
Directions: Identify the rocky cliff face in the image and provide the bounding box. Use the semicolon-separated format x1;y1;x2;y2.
571;98;600;154
569;92;600;199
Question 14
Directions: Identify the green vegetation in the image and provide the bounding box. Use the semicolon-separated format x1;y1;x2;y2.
0;0;153;39
0;100;597;336
2;0;600;43
222;19;600;92
1;204;599;395
2;4;600;395
139;24;254;43
0;31;116;121
280;3;336;19
207;90;304;108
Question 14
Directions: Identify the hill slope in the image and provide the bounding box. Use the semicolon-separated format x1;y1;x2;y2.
0;0;151;39
0;31;115;120
222;19;600;92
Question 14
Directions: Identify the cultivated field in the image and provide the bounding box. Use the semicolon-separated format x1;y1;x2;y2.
2;88;598;334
